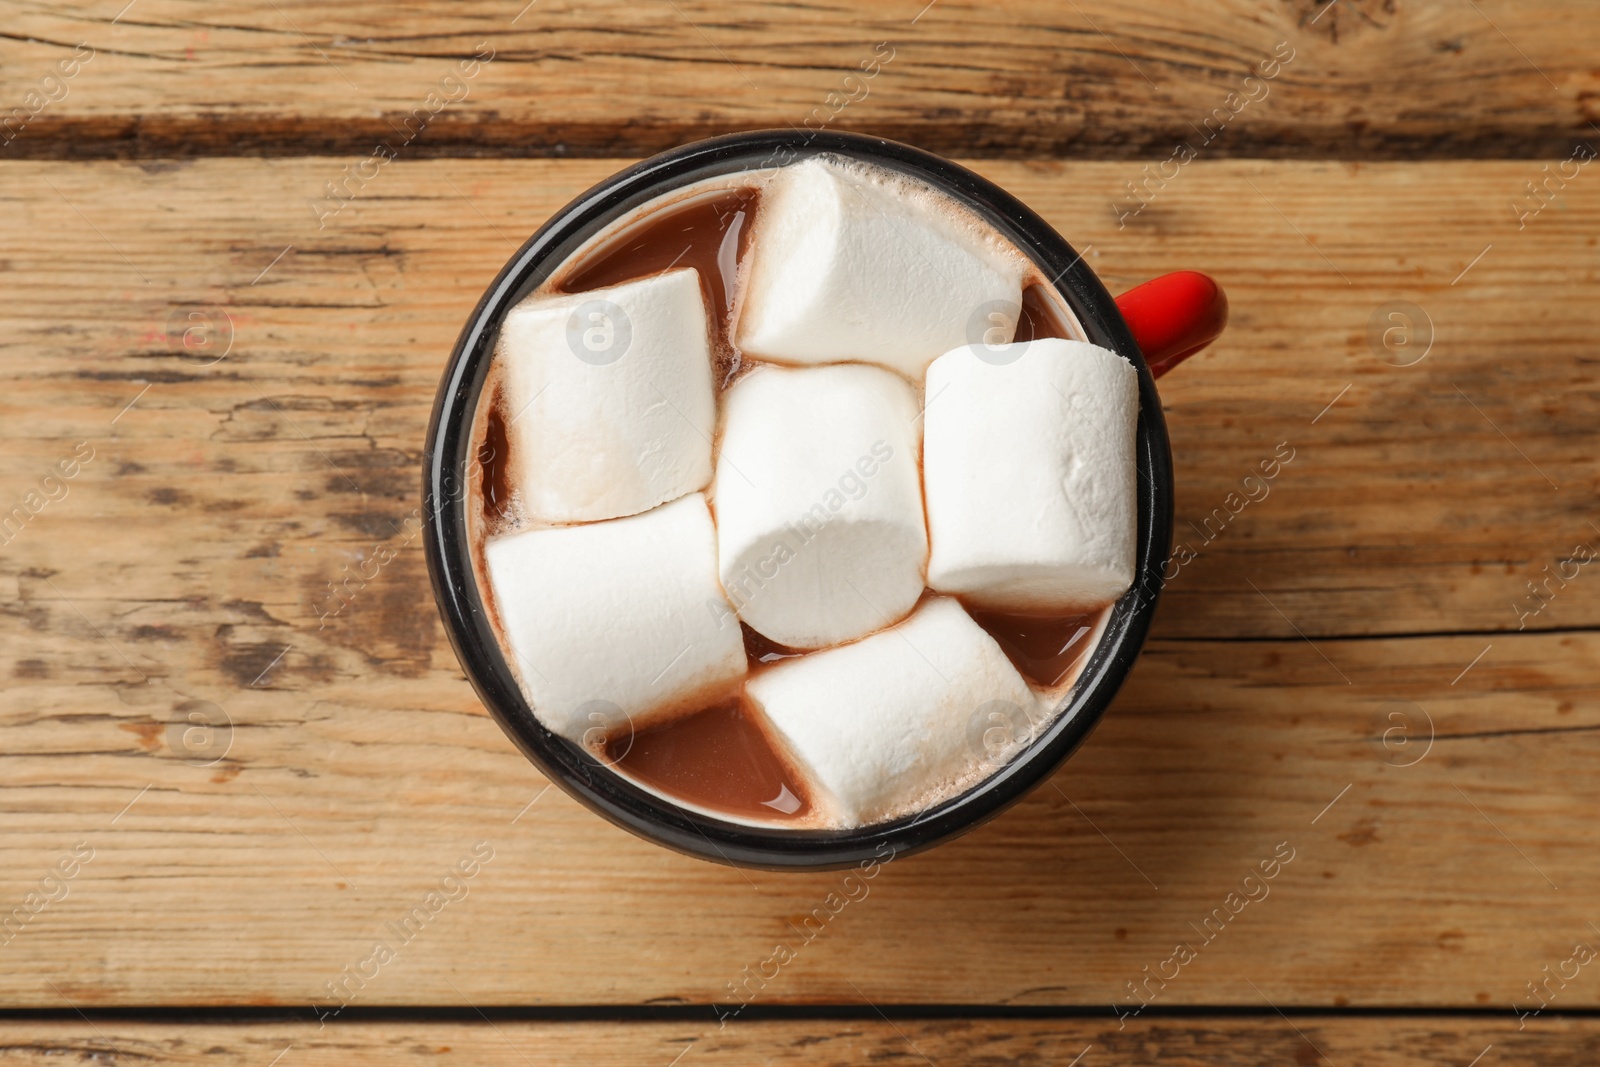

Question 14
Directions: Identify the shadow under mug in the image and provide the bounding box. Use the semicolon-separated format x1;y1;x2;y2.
423;130;1227;870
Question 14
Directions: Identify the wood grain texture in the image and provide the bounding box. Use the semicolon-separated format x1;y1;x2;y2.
0;0;1596;159
11;623;1599;1010
0;1016;1589;1066
0;158;1597;1009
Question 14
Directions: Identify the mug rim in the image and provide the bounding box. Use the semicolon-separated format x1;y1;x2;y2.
422;129;1174;870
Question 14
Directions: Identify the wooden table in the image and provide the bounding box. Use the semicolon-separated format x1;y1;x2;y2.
2;2;1597;1063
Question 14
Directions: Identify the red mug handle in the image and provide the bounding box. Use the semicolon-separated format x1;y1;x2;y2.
1114;271;1228;379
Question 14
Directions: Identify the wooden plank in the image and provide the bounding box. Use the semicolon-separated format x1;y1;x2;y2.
1;158;1595;639
0;1016;1585;1065
1;158;1598;1008
0;1;1595;159
3;624;1598;1007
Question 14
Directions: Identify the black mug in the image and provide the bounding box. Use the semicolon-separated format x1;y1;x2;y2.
424;130;1224;870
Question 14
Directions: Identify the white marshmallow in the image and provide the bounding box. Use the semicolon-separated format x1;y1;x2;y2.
746;597;1041;826
714;363;927;649
484;494;746;744
924;337;1139;611
496;268;716;524
736;157;1027;379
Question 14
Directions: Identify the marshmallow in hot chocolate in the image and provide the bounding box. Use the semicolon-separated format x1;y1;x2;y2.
714;362;927;649
496;268;716;524
924;337;1138;611
737;157;1028;378
745;596;1043;826
484;493;746;743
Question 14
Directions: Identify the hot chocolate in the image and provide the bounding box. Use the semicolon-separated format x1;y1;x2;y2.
465;156;1135;830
